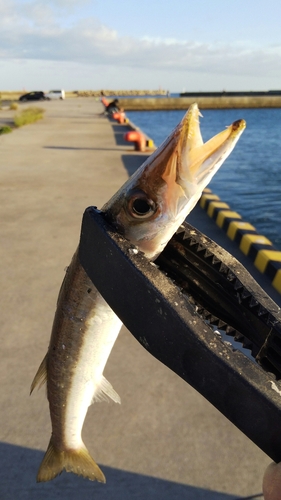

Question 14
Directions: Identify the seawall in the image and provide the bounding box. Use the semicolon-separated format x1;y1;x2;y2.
119;96;281;110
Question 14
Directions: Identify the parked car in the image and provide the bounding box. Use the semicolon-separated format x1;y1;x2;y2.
19;91;46;102
45;90;65;100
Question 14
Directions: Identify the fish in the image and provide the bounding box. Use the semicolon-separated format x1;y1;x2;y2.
31;104;246;483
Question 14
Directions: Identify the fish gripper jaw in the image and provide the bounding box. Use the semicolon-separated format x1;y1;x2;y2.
79;206;281;463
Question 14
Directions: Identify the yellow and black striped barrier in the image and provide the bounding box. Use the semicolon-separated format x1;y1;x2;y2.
200;188;281;295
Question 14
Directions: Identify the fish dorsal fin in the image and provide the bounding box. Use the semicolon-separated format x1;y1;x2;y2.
93;376;121;404
30;353;48;394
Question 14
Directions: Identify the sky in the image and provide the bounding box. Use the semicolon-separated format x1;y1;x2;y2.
1;0;281;92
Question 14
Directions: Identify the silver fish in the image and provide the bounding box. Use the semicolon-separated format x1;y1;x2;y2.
31;104;246;483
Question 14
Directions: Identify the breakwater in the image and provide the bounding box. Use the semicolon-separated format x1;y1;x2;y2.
180;90;281;97
75;89;167;97
119;96;281;110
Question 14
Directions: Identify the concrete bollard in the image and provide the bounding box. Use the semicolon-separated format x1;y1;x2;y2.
124;130;147;151
112;111;127;124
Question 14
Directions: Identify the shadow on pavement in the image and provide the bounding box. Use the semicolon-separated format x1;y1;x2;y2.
0;442;241;500
121;154;149;177
43;146;124;152
111;123;133;146
0;118;14;127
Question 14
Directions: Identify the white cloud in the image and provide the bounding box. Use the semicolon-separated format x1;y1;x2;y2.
1;0;281;89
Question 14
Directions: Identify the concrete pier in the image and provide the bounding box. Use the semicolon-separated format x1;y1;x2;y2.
0;98;273;499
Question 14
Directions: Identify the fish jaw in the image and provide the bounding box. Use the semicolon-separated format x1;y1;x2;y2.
103;104;246;260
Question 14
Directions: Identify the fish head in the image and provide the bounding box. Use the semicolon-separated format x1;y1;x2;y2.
103;104;246;260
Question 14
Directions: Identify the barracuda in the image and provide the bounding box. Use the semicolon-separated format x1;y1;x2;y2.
31;104;246;483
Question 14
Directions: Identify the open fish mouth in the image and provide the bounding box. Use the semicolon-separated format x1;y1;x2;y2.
157;103;246;221
104;103;246;260
177;104;246;185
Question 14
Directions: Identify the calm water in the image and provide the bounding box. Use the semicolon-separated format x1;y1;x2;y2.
126;108;281;249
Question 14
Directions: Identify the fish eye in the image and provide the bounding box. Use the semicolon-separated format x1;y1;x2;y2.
132;198;153;215
127;190;157;219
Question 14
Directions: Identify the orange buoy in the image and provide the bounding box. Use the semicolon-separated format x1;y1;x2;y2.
124;131;146;151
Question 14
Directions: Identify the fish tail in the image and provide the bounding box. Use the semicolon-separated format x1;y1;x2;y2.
37;438;106;483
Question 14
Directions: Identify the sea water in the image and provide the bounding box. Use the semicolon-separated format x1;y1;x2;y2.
126;108;281;249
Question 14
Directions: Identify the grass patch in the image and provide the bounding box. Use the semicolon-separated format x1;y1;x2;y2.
14;107;45;127
0;125;12;134
10;101;18;110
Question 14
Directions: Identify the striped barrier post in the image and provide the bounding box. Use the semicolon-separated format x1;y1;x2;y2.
200;188;281;294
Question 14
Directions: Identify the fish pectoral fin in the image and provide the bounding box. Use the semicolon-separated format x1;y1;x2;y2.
93;376;121;404
37;438;106;483
30;353;48;394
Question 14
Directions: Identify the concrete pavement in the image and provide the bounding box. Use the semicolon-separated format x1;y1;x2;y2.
0;98;271;499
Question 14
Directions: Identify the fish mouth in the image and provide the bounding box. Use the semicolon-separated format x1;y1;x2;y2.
158;103;246;218
102;103;246;259
103;103;246;218
179;104;246;185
